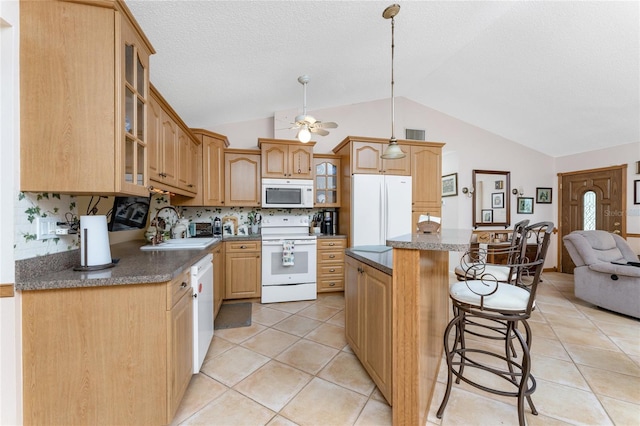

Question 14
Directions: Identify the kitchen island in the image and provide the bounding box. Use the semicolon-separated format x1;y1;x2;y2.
345;230;470;426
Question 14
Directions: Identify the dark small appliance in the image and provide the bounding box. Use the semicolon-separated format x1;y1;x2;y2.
321;210;338;235
213;217;222;236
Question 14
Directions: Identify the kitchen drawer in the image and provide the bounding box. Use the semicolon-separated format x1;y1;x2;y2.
319;251;345;263
225;241;261;252
318;264;344;277
318;239;346;250
318;277;344;291
167;268;191;309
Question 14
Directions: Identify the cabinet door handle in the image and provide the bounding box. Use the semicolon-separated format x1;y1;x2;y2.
329;269;335;272
193;293;198;298
329;254;335;258
240;245;246;249
181;282;188;288
329;242;335;246
188;184;194;188
329;282;335;286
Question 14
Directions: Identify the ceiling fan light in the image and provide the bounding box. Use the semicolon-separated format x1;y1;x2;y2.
297;126;311;143
381;139;406;159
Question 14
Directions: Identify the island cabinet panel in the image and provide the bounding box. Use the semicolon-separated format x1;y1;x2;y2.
344;255;392;403
22;270;194;425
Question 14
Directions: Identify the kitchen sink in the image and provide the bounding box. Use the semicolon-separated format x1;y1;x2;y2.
140;237;220;251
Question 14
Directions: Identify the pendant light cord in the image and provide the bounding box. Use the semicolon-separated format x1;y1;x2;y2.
390;14;396;142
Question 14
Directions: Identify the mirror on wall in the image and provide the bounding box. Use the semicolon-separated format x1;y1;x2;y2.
472;169;511;228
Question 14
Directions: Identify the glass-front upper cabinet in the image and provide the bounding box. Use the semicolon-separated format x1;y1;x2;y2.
121;17;151;195
314;155;341;207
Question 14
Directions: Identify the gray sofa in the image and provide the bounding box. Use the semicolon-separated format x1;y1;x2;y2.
563;230;640;318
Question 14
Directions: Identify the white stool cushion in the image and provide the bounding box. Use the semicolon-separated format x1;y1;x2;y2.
450;280;533;312
454;264;514;282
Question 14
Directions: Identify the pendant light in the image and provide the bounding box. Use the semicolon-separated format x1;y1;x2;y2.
381;3;405;160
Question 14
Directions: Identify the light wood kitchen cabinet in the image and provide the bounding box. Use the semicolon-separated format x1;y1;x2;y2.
344;255;392;404
212;243;225;317
313;155;341;207
148;84;199;196
177;128;199;192
225;241;261;299
411;145;442;220
258;139;315;179
21;268;193;425
333;136;444;240
173;129;229;207
317;238;346;292
20;0;154;196
350;140;410;175
225;150;262;207
167;269;195;418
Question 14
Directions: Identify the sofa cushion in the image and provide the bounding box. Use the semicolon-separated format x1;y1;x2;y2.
575;230;626;263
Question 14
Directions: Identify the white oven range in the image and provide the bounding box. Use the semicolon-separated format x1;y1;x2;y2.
261;215;317;303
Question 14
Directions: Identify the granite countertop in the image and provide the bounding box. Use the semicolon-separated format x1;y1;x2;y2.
16;240;223;291
345;229;472;275
346;247;393;275
387;229;471;251
222;234;261;241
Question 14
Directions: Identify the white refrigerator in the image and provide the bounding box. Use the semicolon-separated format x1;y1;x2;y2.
351;174;412;247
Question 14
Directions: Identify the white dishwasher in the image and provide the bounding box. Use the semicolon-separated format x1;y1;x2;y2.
191;253;214;373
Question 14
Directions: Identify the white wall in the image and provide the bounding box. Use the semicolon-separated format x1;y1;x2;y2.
0;0;21;424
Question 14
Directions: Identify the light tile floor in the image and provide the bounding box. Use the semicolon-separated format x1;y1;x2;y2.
173;273;640;425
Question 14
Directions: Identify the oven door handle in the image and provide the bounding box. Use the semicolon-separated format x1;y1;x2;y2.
262;240;317;246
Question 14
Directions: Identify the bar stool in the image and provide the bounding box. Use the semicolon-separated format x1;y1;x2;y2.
455;220;530;283
437;230;550;426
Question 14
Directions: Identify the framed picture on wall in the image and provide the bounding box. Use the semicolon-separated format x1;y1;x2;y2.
536;187;552;204
442;173;458;197
481;209;493;223
517;197;534;214
491;192;504;209
634;180;640;205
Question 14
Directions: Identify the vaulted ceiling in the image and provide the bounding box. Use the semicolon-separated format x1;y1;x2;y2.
125;0;639;158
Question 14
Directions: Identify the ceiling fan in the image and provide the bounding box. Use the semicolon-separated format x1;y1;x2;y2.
291;75;338;142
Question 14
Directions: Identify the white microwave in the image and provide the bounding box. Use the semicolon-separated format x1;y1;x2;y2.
262;178;314;208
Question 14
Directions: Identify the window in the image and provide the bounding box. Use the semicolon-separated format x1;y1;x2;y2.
583;191;596;230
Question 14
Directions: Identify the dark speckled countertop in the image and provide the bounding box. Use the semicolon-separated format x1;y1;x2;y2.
345;230;471;276
15;240;223;291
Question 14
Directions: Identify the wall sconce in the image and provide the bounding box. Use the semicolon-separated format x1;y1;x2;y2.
461;186;474;198
512;187;524;196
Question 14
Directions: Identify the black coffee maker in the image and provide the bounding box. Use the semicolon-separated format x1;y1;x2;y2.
213;217;222;236
321;210;338;235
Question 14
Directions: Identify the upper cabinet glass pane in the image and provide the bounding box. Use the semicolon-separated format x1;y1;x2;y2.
136;96;144;139
125;44;134;85
327;176;337;190
316;176;326;190
125;88;134;134
327;163;337;175
316;163;326;175
136;53;145;96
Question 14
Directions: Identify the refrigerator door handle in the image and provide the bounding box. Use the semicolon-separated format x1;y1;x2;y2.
381;180;386;245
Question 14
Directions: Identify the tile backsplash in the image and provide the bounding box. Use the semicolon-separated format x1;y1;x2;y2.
14;192;79;261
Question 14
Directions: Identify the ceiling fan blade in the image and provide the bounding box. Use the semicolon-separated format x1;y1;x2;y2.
316;121;338;129
310;128;330;136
